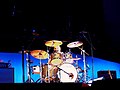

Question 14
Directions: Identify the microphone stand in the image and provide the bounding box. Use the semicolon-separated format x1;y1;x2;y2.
81;32;95;82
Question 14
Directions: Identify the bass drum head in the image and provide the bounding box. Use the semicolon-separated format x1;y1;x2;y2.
57;64;77;83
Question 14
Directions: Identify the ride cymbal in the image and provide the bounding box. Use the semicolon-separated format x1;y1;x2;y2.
67;41;83;48
30;50;48;59
45;40;63;47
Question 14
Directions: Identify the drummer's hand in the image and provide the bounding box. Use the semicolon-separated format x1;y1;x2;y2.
49;63;54;67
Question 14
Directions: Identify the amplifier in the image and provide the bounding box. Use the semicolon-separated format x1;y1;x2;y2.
0;62;10;68
0;68;14;83
97;70;117;79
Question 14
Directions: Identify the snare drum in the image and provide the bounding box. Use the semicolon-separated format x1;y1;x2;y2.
51;59;63;66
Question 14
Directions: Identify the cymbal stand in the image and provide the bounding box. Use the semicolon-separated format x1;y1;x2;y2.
25;51;34;83
68;48;71;53
74;55;80;83
46;47;50;83
36;57;42;83
36;48;50;83
39;56;42;83
78;47;89;83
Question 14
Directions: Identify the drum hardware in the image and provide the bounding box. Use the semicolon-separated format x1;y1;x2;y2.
51;59;63;66
57;66;74;80
80;32;96;81
63;51;81;64
57;64;78;83
78;47;90;83
57;66;74;79
78;47;89;56
32;65;40;74
30;50;48;60
45;41;64;83
64;58;81;64
45;40;63;47
30;50;49;83
67;41;90;83
67;41;83;48
46;46;51;83
25;51;34;83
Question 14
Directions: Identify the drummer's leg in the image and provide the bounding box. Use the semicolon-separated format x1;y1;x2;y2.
53;67;58;77
49;66;54;78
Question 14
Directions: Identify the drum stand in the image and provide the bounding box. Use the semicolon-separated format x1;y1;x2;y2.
36;47;50;83
74;55;82;83
25;52;34;83
46;47;51;83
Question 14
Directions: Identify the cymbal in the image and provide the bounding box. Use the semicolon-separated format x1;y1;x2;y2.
45;40;63;47
67;41;83;48
72;58;81;60
64;58;81;64
30;50;48;59
66;58;81;61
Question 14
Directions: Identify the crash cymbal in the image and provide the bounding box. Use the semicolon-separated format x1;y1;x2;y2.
45;40;63;47
67;41;83;48
30;50;48;59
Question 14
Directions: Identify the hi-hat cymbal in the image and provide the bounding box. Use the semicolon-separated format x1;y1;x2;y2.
30;50;48;59
45;40;63;47
67;41;83;48
72;58;81;60
66;58;81;61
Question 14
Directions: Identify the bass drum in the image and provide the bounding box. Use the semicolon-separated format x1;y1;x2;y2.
57;64;77;83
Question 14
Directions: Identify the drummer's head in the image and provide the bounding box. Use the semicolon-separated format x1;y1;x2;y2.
54;46;61;52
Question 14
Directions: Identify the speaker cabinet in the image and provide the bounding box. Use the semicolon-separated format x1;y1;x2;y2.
97;70;116;79
0;68;14;83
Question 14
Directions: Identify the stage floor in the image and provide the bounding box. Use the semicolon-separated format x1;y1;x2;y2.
0;79;120;89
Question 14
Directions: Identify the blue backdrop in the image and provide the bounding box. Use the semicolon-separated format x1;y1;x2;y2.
0;52;120;83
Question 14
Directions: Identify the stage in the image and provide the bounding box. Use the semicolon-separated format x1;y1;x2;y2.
0;79;119;89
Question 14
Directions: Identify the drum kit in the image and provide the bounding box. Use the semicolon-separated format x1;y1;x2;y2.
26;40;89;83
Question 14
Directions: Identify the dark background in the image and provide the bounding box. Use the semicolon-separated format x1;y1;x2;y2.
0;0;120;63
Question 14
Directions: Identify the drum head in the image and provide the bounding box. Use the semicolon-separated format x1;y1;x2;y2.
51;59;63;66
32;66;40;74
57;64;77;83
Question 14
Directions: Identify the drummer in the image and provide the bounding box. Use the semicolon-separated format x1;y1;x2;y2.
48;46;63;78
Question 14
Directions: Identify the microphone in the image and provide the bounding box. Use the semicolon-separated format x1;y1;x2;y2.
79;31;88;33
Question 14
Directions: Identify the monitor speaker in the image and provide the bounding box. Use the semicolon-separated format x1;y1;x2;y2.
97;70;116;79
0;68;14;83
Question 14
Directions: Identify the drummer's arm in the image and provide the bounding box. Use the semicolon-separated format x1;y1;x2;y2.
60;54;64;64
48;59;51;65
48;54;53;65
